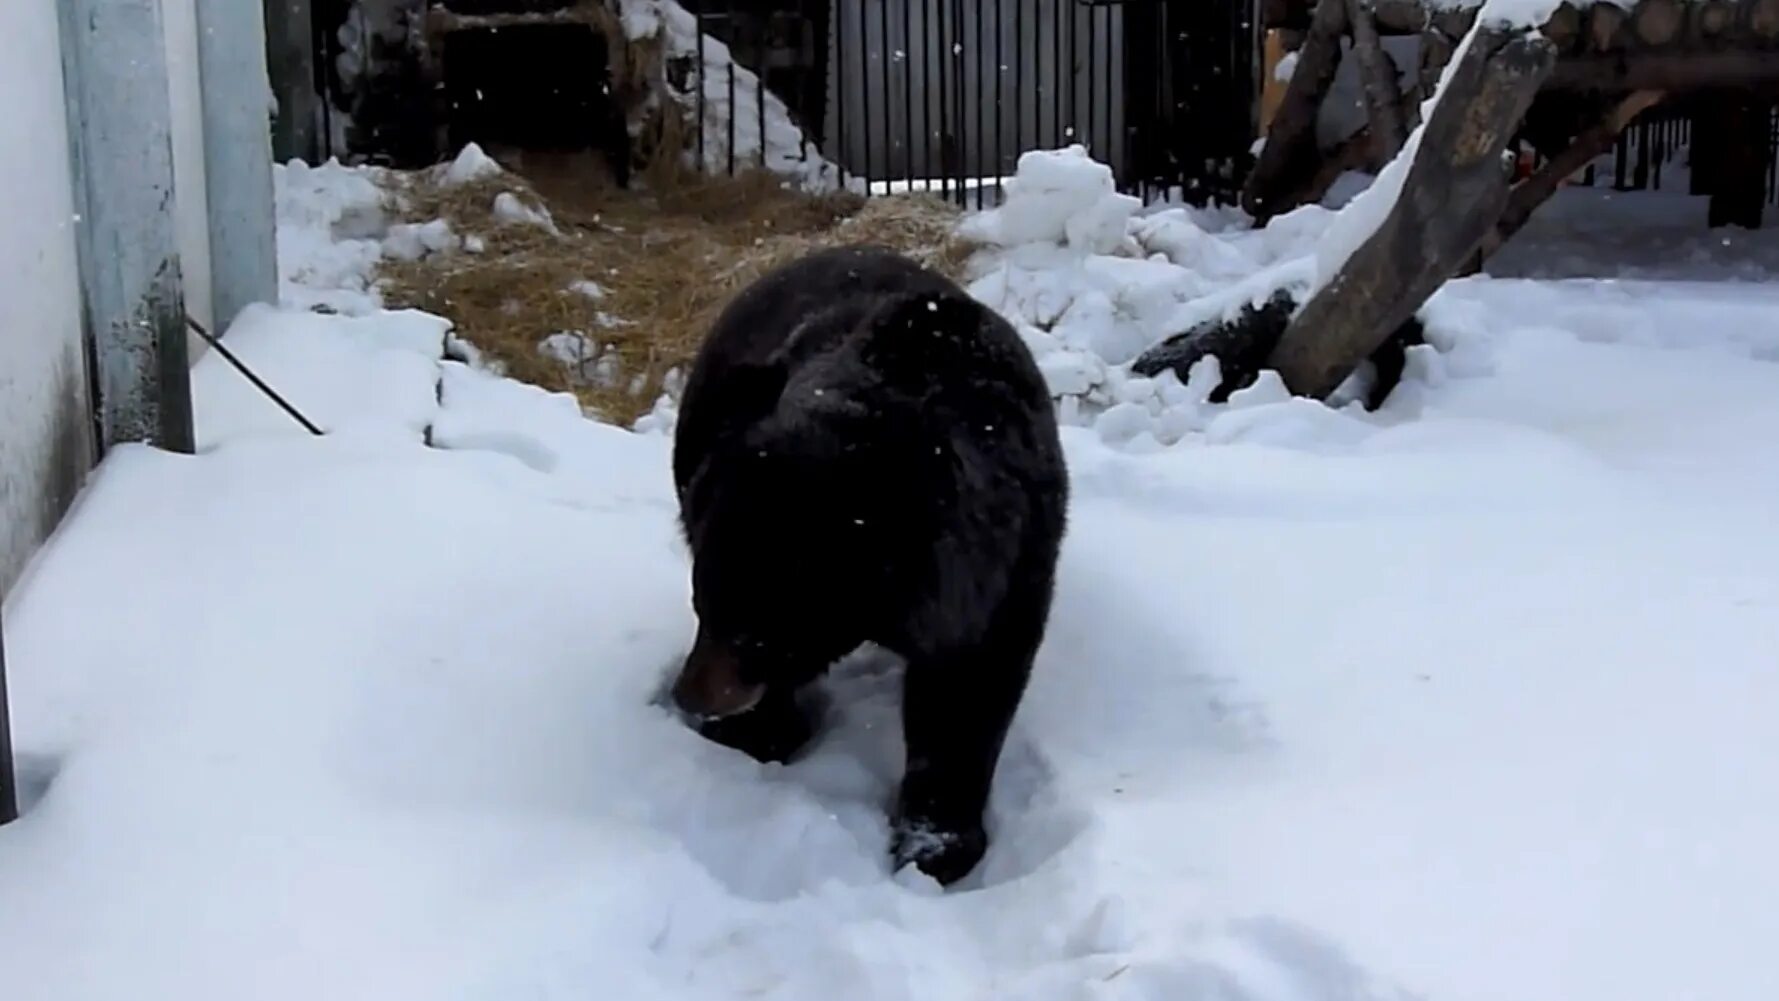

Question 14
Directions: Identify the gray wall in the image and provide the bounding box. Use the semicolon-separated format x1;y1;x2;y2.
0;0;96;599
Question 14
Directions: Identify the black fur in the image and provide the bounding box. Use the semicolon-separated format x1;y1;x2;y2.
1130;289;1427;410
671;245;1068;886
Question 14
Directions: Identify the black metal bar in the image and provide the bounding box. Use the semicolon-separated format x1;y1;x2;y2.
882;0;895;183
858;0;873;187
1013;0;1024;179
726;0;738;174
904;0;916;186
757;11;768;170
693;0;707;173
1;603;16;826
1086;0;1097;159
1038;0;1053;148
835;0;848;181
975;0;986;207
937;0;950;199
994;0;1005;201
953;0;966;206
186;316;324;436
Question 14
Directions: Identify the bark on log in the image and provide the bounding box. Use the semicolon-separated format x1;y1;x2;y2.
1695;0;1736;42
1548;49;1779;90
1481;90;1666;258
1242;0;1350;221
1635;0;1687;46
1590;2;1629;51
1348;0;1410;159
1267;25;1557;400
1752;0;1779;39
1542;2;1584;52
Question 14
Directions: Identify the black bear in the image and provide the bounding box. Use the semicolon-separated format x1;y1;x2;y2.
668;245;1068;886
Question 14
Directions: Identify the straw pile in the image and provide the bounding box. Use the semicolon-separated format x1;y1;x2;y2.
377;153;979;423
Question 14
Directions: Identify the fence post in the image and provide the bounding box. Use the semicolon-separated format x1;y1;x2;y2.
264;0;322;164
197;0;280;332
1;605;16;826
58;0;197;456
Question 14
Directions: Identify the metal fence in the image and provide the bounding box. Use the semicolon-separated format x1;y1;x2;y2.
687;0;1260;206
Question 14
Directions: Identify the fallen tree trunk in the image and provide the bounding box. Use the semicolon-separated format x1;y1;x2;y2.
1268;24;1557;399
1481;89;1665;258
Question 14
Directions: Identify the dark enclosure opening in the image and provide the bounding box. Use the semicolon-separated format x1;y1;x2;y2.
441;22;629;174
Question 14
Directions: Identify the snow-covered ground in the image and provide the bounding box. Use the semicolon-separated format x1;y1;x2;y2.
5;139;1779;1001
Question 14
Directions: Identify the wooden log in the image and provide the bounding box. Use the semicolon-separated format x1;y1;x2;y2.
1542;2;1584;52
1547;49;1779;90
1634;0;1687;46
1241;0;1350;222
1348;0;1410;159
1404;26;1456;131
1589;1;1629;51
1751;0;1779;40
1267;25;1557;399
1695;0;1736;42
1481;90;1665;258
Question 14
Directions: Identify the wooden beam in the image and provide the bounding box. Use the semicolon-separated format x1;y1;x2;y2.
1547;49;1779;90
1348;0;1410;159
1634;0;1687;46
1267;25;1557;399
1242;0;1349;221
1481;89;1665;258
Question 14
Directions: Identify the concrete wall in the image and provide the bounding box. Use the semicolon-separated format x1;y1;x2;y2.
163;0;216;340
0;1;95;599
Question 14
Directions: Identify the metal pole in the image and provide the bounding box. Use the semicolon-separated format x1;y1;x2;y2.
58;0;197;456
197;0;280;333
1;604;17;826
263;0;321;163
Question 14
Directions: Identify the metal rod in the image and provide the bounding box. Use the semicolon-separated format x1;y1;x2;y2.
726;0;738;174
858;0;873;186
0;603;16;826
881;0;894;184
903;0;916;187
185;315;325;436
694;0;707;173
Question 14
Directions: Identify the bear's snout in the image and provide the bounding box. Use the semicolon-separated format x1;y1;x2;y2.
672;627;766;720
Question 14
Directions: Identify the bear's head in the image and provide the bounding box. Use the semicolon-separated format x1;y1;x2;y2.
670;375;923;720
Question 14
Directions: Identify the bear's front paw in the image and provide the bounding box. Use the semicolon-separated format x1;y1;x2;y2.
889;815;988;886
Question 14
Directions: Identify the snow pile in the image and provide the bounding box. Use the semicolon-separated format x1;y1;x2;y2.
958;146;1141;256
440;142;504;187
620;0;849;194
959;146;1382;448
492;191;561;234
273;157;390;314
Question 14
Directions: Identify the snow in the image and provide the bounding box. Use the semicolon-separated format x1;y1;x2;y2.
620;0;849;194
441;142;504;187
8;137;1779;1001
492;191;561;234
